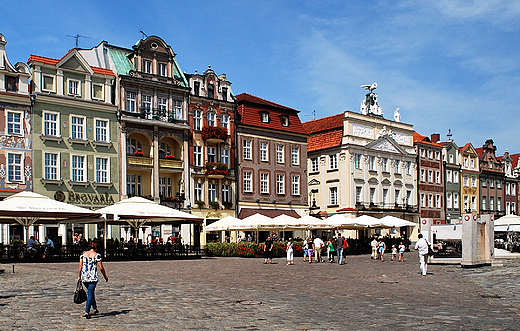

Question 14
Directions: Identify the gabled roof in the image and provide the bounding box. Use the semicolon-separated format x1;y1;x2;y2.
459;142;478;155
28;50;115;77
413;131;443;147
365;134;409;155
302;113;343;134
475;147;483;157
236;93;307;135
307;129;343;152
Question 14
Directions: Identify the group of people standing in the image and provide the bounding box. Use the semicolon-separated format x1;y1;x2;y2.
370;237;406;262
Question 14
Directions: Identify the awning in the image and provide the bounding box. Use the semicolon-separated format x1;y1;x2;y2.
238;208;301;219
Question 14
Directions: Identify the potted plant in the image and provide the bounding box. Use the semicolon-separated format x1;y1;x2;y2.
133;151;144;157
165;154;176;160
205;162;228;176
201;126;228;141
195;200;205;208
223;201;233;210
209;201;220;210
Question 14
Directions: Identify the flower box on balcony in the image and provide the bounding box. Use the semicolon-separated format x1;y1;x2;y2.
202;126;228;143
133;151;144;157
165;154;176;160
205;162;228;177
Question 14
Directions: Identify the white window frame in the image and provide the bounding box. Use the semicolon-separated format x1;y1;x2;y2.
471;175;477;188
208;183;217;202
95;156;110;183
194;145;202;167
454;193;459;208
261;112;269;123
92;83;104;101
67;78;81;96
243;140;252;160
260;173;269;194
222;184;230;203
195;182;204;201
420;169;425;182
463;175;469;187
482;196;487;210
436;171;441;184
126;92;136;112
42;74;55;92
142;59;152;74
221;148;229;166
173;100;182;119
421;194;426;208
292;175;300;196
276;174;285;195
243;171;252;193
70;115;86;140
354;154;361;170
71;154;87;183
428;170;433;183
472;196;477;211
311;157;319;173
142;95;152;111
221;114;229;132
6;110;23;135
43;111;60;137
394;159;400;174
454;171;459;183
497;197;501;211
207;112;216;127
260;142;269;162
436;195;441;208
447;192;453;208
127;174;142;196
194;110;202;131
207;147;216;163
330;154;338;170
329;187;338;205
94;118;109;142
291;147;300;166
43;152;60;181
276;144;284;164
7;152;23;183
369;156;376;171
447;170;452;183
158;97;168;112
356;187;362;203
382;157;388;172
158;62;167;77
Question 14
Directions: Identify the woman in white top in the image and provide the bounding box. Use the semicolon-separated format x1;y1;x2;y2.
78;241;108;319
286;238;294;265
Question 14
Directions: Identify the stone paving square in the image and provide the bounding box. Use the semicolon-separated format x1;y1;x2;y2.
1;255;519;330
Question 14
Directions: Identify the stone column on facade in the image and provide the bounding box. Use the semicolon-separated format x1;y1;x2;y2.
153;129;160;203
56;69;64;95
33;66;42;93
85;74;92;101
0;73;5;92
58;224;67;245
106;78;113;106
120;125;128;199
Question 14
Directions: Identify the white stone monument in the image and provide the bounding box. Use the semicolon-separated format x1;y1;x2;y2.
461;214;494;267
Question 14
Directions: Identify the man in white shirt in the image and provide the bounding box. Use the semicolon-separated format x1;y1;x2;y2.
371;238;378;259
313;236;325;263
414;233;429;276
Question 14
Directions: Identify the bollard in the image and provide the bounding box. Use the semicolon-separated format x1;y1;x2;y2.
13;265;15;273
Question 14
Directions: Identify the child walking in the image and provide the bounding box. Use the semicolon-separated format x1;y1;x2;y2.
398;241;406;262
391;245;398;261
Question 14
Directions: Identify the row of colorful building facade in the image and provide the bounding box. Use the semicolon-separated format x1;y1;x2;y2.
0;33;518;246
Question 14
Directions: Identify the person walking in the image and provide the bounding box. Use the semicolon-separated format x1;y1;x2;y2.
263;236;274;264
336;233;344;265
302;237;309;262
378;238;386;262
327;239;335;263
286;238;294;265
414;233;429;276
398;241;406;262
313;236;324;263
371;237;378;259
307;237;314;263
78;241;108;319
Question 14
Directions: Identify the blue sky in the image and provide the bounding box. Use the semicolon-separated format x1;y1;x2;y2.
3;0;519;154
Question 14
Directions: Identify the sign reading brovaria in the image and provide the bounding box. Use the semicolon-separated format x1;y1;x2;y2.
54;190;115;205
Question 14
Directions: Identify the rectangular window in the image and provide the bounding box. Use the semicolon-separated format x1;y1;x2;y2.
95;119;109;142
222;184;230;203
463;175;469;187
43;112;59;137
207;112;216;127
369;156;376;171
447;192;453;208
454;171;459;183
428;194;433;208
207;147;216;163
127;174;142;196
276;174;285;194
449;154;454;163
513;184;516;196
92;83;104;100
354;154;361;170
221;114;229;132
243;171;252;193
208;84;214;99
435;151;440;160
394;159;400;173
195;182;203;201
159;177;172;197
428;170;433;183
472;196;477;211
395;189;400;204
497;197;501;211
464;158;468;167
490;179;494;188
158;98;167;112
7;153;22;182
142;95;152;111
421;194;426;207
471;159;475;169
173;100;182;119
194;110;202;131
221;87;228;101
158;63;167;76
383;189;388;204
7;111;22;135
260;142;269;162
260;173;269;194
194;146;202;167
291;147;299;166
420;169;425;182
71;155;85;182
471;176;477;188
261;112;269;123
68;79;80;96
95;157;109;183
406;190;412;205
497;180;501;189
209;183;217;202
454;193;459;208
44;152;59;180
329;187;338;205
311;157;319;173
506;183;511;195
126;92;136;112
330;154;338;170
221;148;229;166
370;188;376;204
194;81;200;96
428;150;433;159
243;140;252;160
70;115;85;140
406;161;412;175
382;157;388;172
43;75;55;92
276;145;284;164
482;196;487;210
436;195;441;208
143;60;152;73
436;171;441;184
447;170;452;182
292;175;300;196
420;149;426;157
356;187;362;203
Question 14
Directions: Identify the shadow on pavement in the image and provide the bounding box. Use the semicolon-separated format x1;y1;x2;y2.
95;309;132;318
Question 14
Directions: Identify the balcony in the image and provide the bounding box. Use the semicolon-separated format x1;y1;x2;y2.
205;162;228;179
201;126;228;143
355;202;418;213
159;158;183;169
127;155;153;167
121;107;188;125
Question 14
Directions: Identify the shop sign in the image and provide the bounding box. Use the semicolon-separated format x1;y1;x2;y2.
54;190;115;205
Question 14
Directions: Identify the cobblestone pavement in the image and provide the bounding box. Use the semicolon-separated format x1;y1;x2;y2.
1;254;519;330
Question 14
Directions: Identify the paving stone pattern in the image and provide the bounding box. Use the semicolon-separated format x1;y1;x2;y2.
1;255;519;330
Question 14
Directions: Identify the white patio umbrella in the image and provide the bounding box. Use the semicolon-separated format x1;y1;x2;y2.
328;214;371;229
494;214;520;226
379;215;416;228
97;197;202;241
204;216;241;232
290;214;333;230
0;191;99;242
233;213;283;230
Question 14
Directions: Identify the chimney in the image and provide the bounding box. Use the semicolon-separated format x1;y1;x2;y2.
431;133;440;143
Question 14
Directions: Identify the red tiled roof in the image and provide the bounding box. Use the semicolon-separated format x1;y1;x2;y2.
28;52;115;77
236;93;307;135
459;143;472;152
413;131;443;147
511;153;519;168
302;113;343;134
237;208;301;219
475;147;483;157
307;129;343;152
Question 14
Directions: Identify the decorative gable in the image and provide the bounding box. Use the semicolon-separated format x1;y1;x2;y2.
365;135;407;155
308;179;320;185
61;56;87;72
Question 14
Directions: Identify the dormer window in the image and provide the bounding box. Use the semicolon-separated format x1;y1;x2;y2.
68;79;80;96
194;81;200;96
158;63;167;77
260;112;269;123
5;76;19;92
222;87;228;101
143;60;152;74
280;116;289;127
208;83;214;99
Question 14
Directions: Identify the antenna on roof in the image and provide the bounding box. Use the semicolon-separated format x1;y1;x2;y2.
66;34;89;48
304;110;316;120
447;129;453;140
140;30;148;39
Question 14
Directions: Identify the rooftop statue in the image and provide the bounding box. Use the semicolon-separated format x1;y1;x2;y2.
360;82;383;116
394;107;401;122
